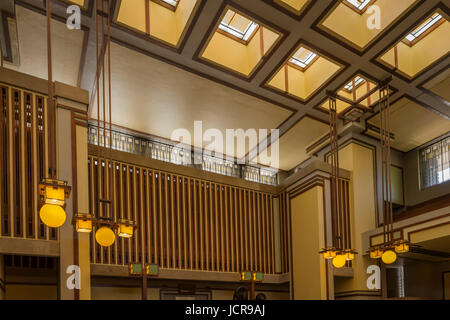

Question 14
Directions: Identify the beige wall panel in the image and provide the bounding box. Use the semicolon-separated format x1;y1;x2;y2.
91;286;159;300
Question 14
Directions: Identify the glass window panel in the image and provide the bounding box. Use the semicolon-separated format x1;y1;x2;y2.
404;13;443;43
420;136;450;188
161;0;178;7
344;76;365;91
288;47;318;69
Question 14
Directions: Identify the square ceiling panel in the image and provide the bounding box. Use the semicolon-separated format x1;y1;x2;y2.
376;8;449;81
195;4;285;79
264;41;346;103
252;116;329;171
114;0;201;50
314;0;421;54
315;73;388;119
365;97;450;152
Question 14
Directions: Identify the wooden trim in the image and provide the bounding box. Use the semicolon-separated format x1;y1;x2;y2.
261;39;349;105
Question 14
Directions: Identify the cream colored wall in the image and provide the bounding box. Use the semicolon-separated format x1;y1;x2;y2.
334;143;378;296
290;186;328;300
5;284;57;300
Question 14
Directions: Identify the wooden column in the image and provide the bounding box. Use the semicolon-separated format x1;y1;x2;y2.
56;97;89;300
0;254;4;300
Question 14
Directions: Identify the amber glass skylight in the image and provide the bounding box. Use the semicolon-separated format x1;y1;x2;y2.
218;9;259;42
404;13;443;45
288;47;318;70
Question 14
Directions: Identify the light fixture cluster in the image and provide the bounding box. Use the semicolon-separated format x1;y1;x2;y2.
319;95;357;269
73;213;136;247
320;248;357;268
38;179;71;228
368;80;412;265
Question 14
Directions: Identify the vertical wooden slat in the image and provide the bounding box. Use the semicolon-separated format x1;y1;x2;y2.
12;90;22;237
112;162;118;265
152;171;158;265
204;183;210;270
176;176;181;268
199;181;204;270
1;87;10;237
256;193;262;272
188;178;194;269
182;177;187;269
161;173;171;268
224;186;230;272
233;187;239;272
209;182;214;271
170;175;176;268
214;183;219;271
158;172;164;268
269;195;275;274
193;180;198;270
219;185;225;272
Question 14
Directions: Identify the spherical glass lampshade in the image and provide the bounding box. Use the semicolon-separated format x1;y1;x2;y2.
382;250;397;264
39;204;66;228
332;254;347;268
95;226;116;247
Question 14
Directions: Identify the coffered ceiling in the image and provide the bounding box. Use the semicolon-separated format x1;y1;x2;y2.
1;0;449;171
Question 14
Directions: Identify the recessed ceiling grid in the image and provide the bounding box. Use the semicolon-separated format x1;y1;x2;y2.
3;0;450;170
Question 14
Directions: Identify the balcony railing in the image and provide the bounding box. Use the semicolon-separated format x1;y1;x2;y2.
88;124;278;185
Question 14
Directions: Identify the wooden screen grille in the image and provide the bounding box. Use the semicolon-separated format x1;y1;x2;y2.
0;85;52;240
88;156;277;274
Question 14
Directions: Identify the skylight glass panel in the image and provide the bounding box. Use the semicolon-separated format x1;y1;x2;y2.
288;47;318;69
218;9;259;42
345;0;372;10
344;76;365;91
161;0;178;7
404;13;443;43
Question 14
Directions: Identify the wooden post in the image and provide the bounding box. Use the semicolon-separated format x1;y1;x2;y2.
142;266;147;300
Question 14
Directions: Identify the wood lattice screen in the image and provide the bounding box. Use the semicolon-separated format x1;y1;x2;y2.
88;156;279;274
0;85;56;240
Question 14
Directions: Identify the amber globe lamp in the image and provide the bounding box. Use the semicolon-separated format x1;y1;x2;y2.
95;226;116;247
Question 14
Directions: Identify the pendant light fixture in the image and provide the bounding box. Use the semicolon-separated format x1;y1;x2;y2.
72;0;136;247
320;94;357;268
368;80;411;264
38;0;71;228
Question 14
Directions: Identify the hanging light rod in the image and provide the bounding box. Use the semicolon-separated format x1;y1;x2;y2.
38;0;73;229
